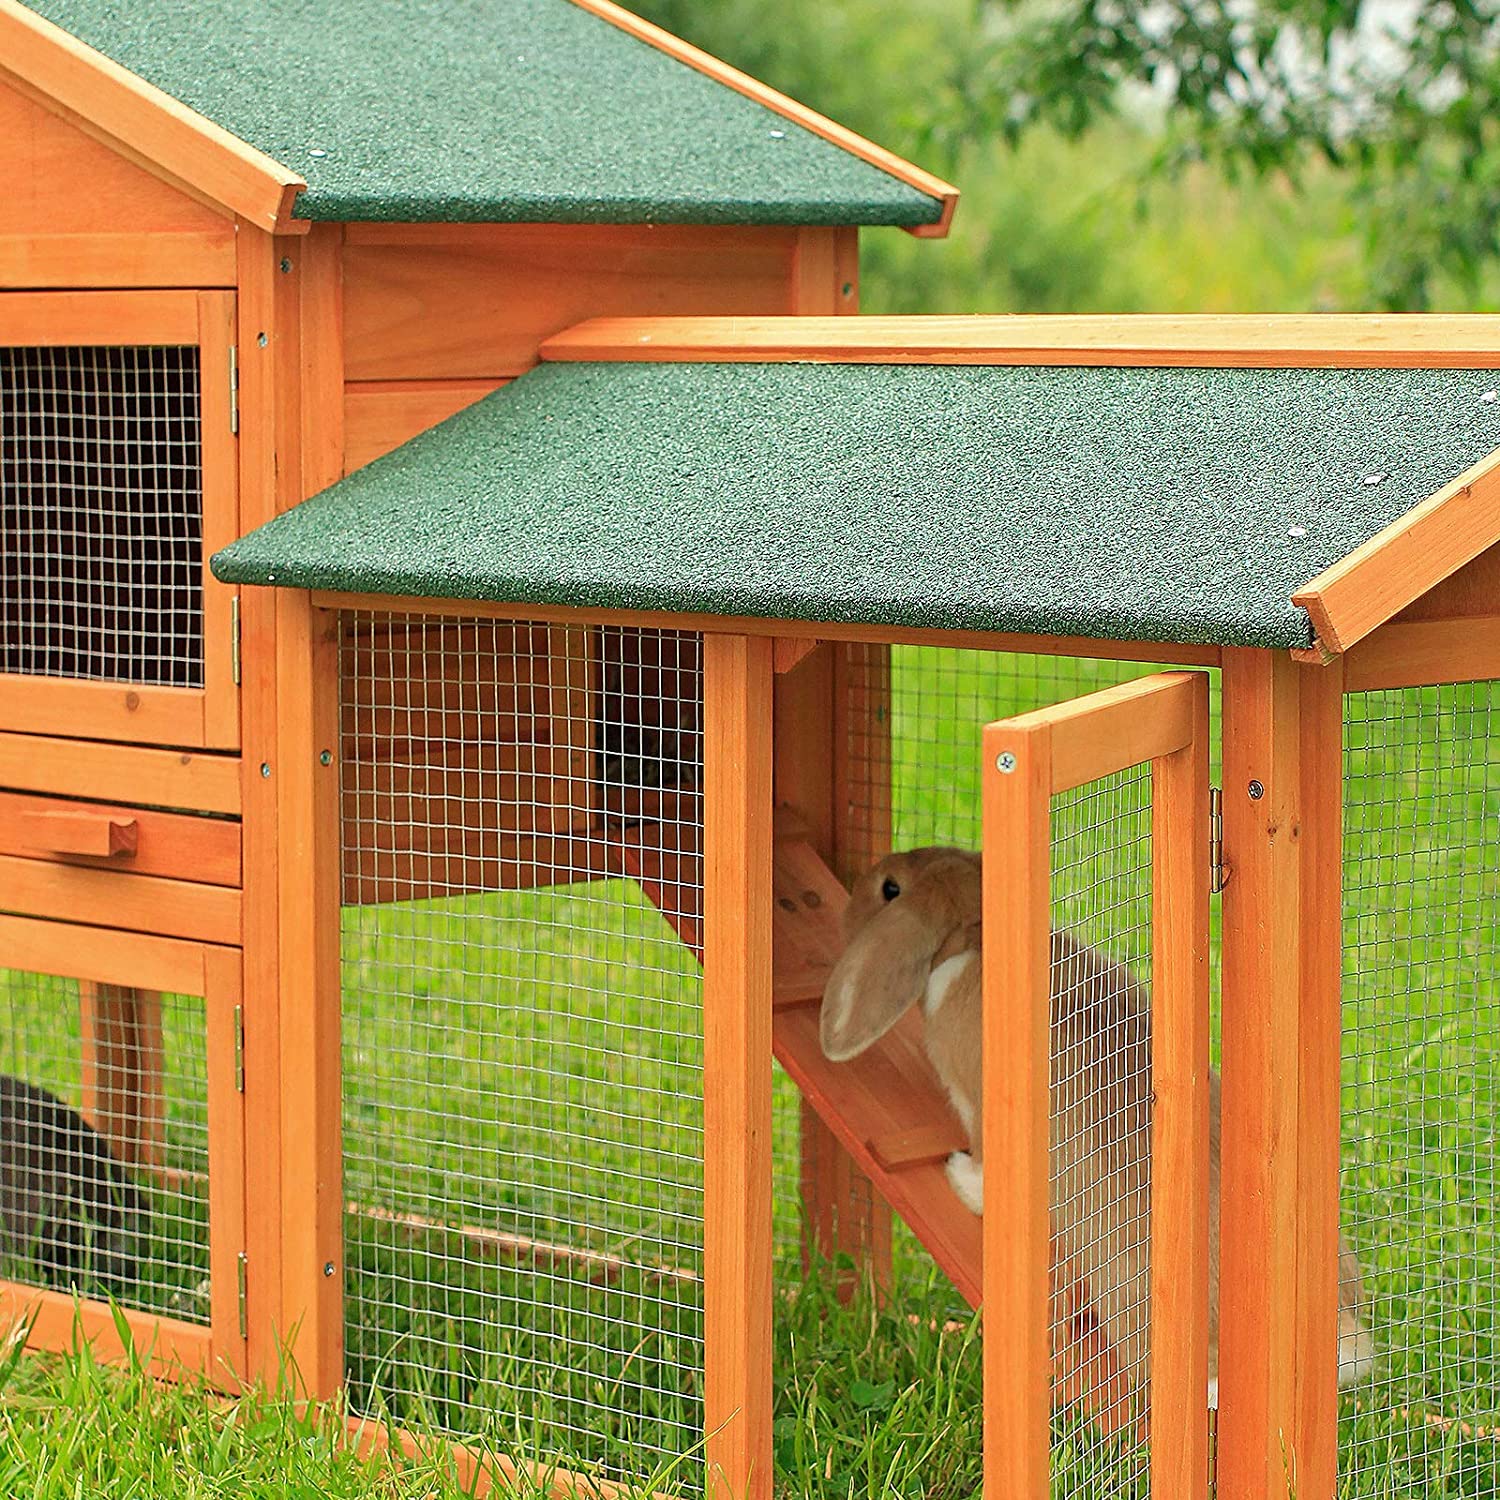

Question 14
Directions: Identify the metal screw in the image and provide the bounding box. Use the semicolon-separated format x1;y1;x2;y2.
996;751;1018;774
841;282;854;297
319;749;333;766
1248;779;1265;800
323;1261;336;1278
257;332;268;348
260;762;272;778
279;257;293;273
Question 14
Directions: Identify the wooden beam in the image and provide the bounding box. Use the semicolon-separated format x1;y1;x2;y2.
1294;450;1500;655
1344;614;1500;691
702;634;775;1500
0;913;211;996
563;0;956;237
541;313;1500;367
0;230;235;288
0;0;304;233
0;733;240;815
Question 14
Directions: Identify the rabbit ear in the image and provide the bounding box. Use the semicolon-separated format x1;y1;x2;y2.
820;900;943;1061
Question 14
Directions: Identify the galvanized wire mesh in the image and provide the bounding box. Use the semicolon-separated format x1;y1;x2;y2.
0;346;204;688
1048;766;1154;1494
0;969;210;1322
339;613;705;1484
1341;682;1500;1497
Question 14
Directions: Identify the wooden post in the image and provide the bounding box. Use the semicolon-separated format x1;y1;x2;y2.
1150;671;1212;1497
1218;648;1342;1499
703;633;774;1500
79;983;163;1171
981;715;1053;1500
774;640;893;1292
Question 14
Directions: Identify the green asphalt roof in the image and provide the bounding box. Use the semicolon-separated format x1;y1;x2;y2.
22;0;943;227
210;361;1500;649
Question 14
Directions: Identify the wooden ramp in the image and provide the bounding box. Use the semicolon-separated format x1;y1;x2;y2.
620;818;1127;1421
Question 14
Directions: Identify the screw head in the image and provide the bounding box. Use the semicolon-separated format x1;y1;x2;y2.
323;1261;336;1278
1247;779;1265;800
260;762;272;778
256;332;268;348
319;749;333;766
279;257;293;273
996;751;1018;774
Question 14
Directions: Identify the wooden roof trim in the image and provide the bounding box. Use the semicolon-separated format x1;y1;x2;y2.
1293;448;1500;656
564;0;958;237
541;313;1500;366
0;0;305;234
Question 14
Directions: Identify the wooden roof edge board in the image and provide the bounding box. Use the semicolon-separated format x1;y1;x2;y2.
564;0;958;236
540;313;1500;366
1292;447;1500;656
0;0;306;234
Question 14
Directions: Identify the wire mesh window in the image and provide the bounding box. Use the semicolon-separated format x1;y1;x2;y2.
1341;682;1500;1497
1048;766;1154;1495
0;345;204;688
339;613;705;1486
0;970;211;1323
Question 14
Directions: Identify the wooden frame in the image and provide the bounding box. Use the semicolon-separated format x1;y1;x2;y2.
0;919;247;1386
0;288;241;749
982;671;1211;1499
1345;614;1500;691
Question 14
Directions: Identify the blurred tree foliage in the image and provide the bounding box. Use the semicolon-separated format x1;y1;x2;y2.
631;0;1497;313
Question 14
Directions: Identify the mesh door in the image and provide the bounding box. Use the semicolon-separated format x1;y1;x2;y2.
0;346;204;688
339;613;706;1486
1341;682;1500;1496
0;970;211;1321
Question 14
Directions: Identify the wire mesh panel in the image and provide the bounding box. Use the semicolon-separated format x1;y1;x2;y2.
1048;766;1155;1495
339;613;706;1487
1342;682;1500;1497
0;346;204;688
0;970;211;1322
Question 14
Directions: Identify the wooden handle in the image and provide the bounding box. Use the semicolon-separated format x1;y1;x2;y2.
19;810;139;858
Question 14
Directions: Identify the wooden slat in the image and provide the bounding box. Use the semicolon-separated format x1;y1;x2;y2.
0;286;201;343
0;911;208;999
16;807;138;859
203;945;248;1377
344;379;507;472
999;670;1200;792
0;1281;219;1382
311;590;1222;667
0;791;240;884
198;289;242;750
0;672;205;748
1393;542;1500;623
0;732;240;814
566;0;957;236
1294;451;1500;654
1149;672;1212;1499
0;0;303;233
275;593;343;1397
1344;614;1500;691
542;313;1500;366
702;634;774;1500
1218;648;1309;1500
0;230;235;288
78;981;161;1168
981;712;1053;1500
298;224;347;497
342;222;802;382
0;852;241;945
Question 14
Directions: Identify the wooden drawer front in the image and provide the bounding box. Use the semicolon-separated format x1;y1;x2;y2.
0;791;240;885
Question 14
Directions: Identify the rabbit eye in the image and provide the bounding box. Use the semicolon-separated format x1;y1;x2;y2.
880;877;900;902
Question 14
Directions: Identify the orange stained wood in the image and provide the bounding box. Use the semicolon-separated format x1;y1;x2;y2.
310;591;1222;667
1393;541;1500;624
341;222;806;382
0;852;241;945
0;673;206;749
344;379;507;472
0;913;210;995
14;806;138;859
1344;614;1500;691
563;0;956;235
0;733;241;815
980;711;1052;1500
1293;447;1500;655
0;0;304;232
0;1282;221;1384
542;313;1500;365
78;982;162;1170
203;945;250;1377
702;632;775;1500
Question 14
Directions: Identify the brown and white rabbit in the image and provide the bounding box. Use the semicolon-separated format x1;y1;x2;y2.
820;846;1377;1407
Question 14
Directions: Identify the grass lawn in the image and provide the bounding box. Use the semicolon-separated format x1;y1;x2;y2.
0;650;1497;1497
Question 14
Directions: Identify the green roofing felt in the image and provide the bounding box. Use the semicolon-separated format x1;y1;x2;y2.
22;0;942;226
211;362;1500;649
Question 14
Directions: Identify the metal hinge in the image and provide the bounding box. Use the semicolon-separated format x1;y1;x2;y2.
233;1003;245;1092
236;1251;248;1339
228;345;240;434
1209;785;1229;894
230;595;242;686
